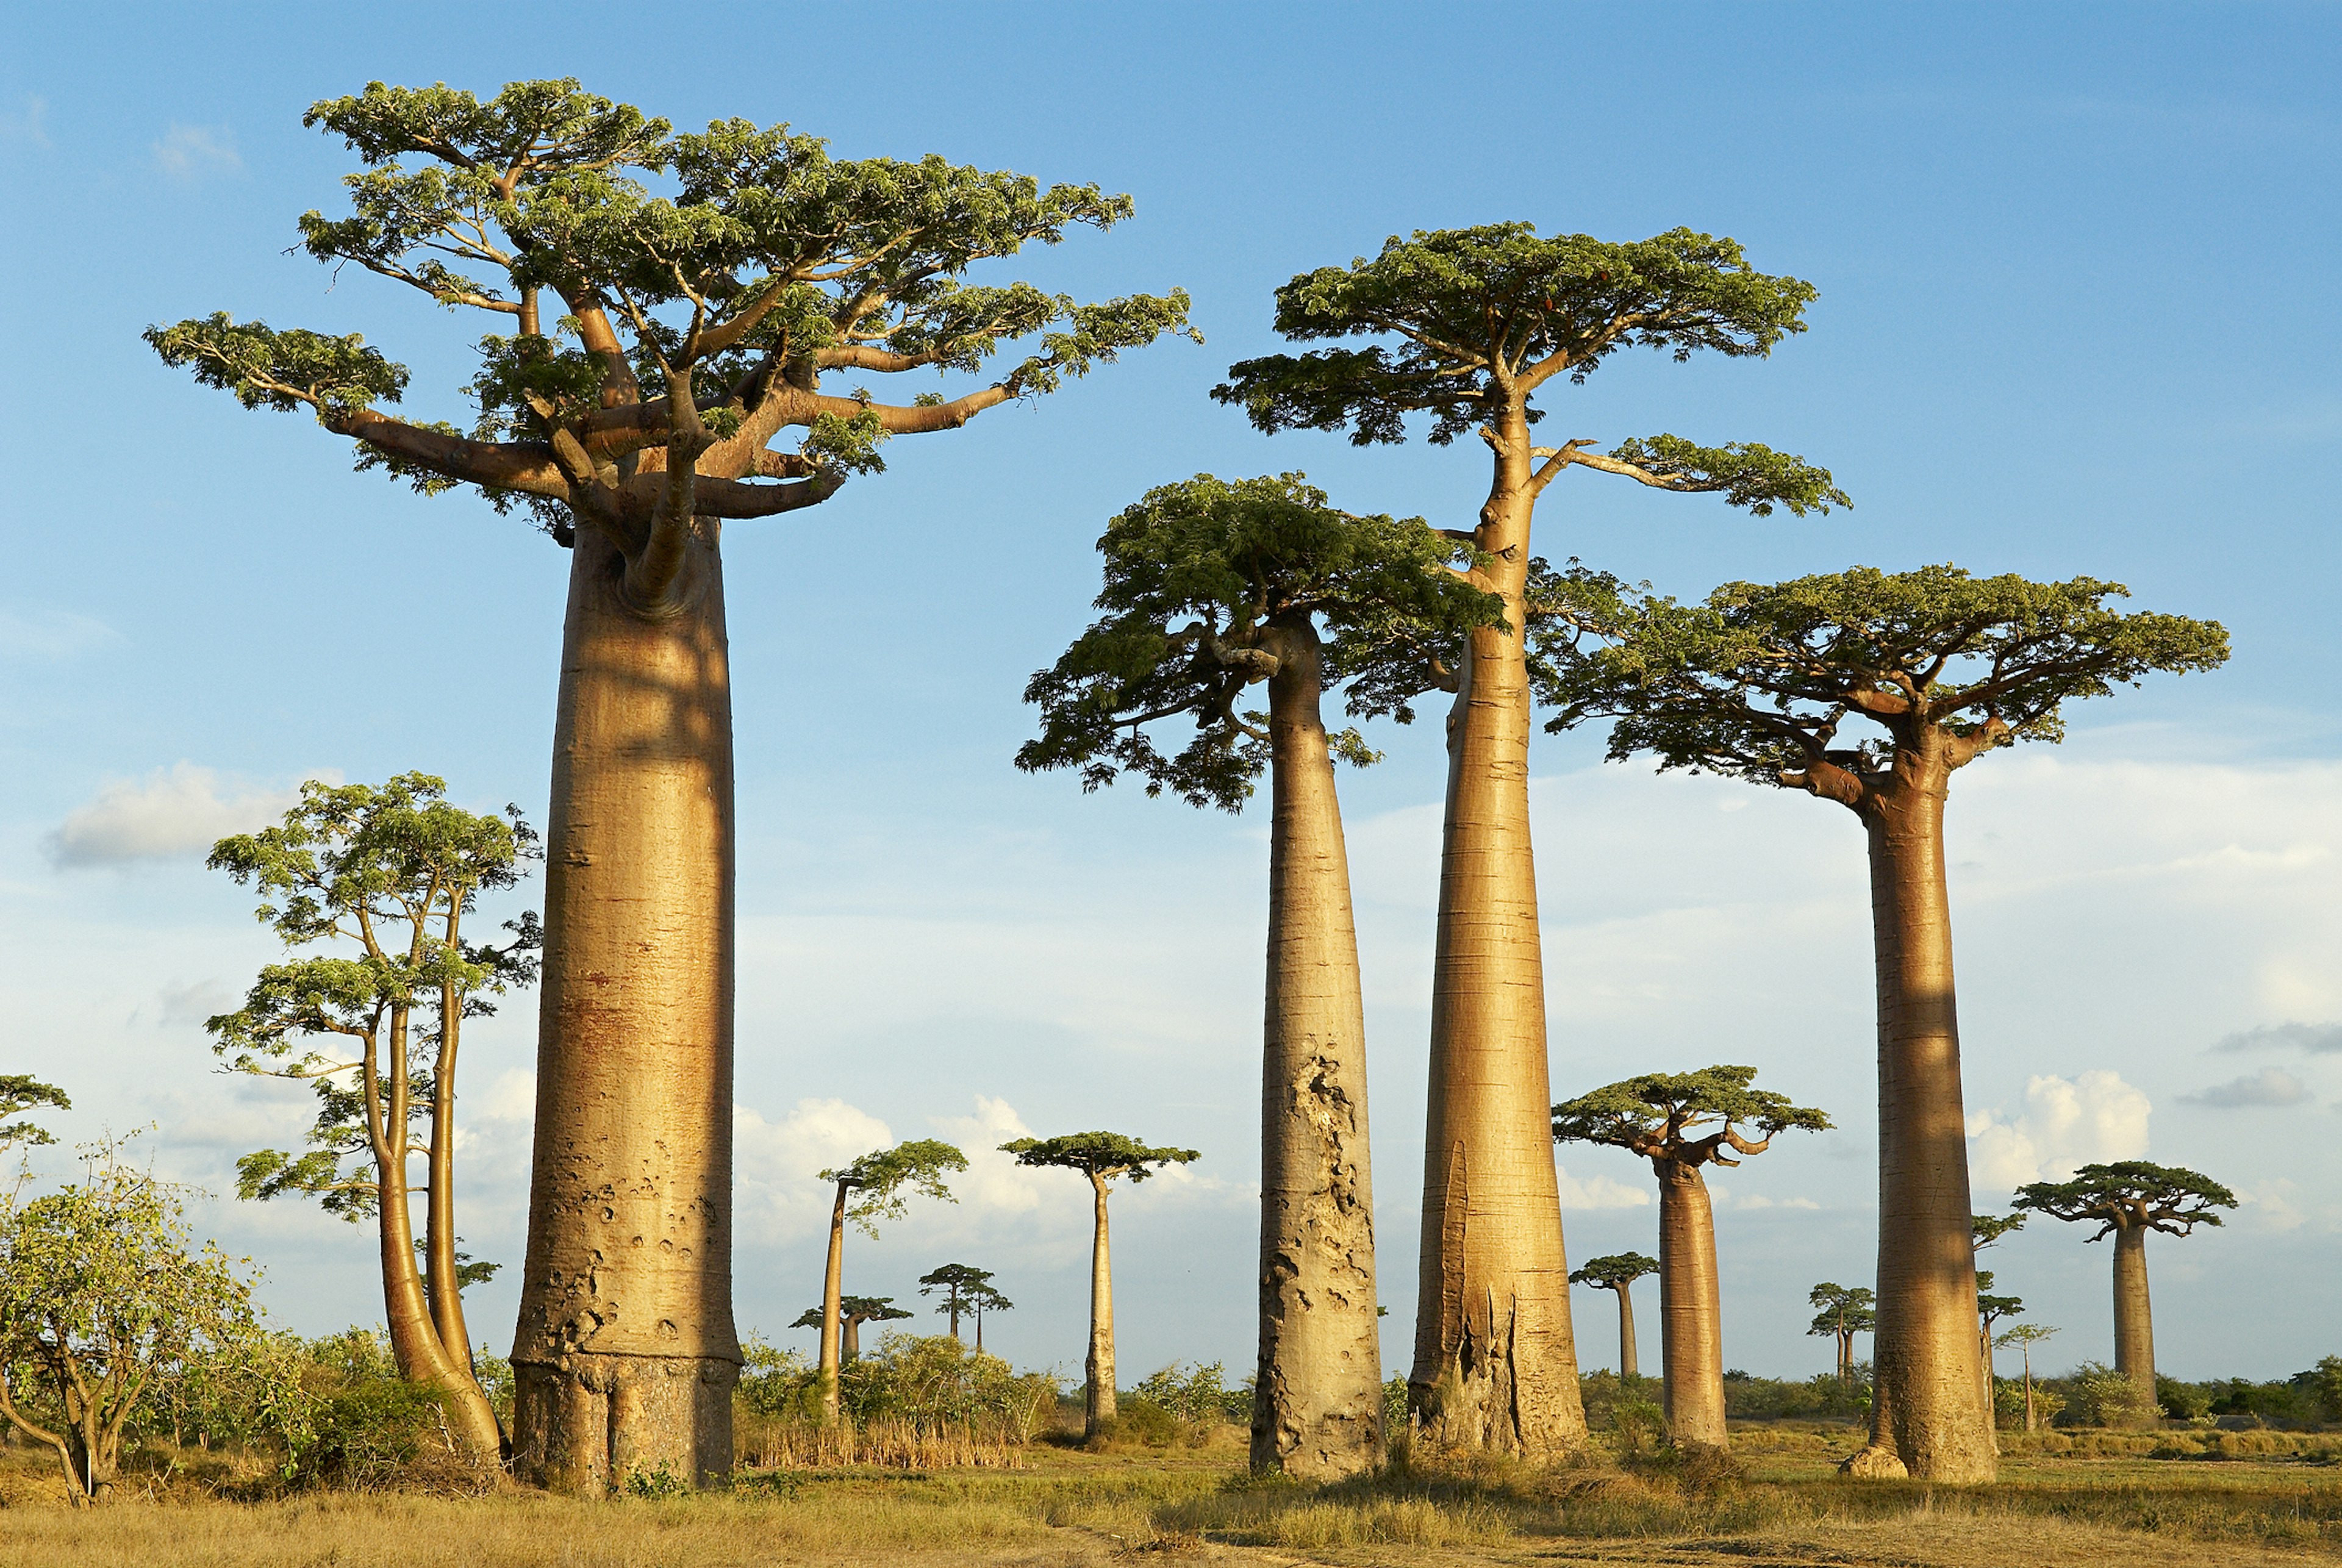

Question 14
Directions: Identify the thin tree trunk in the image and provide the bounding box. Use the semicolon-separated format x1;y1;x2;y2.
1252;617;1383;1479
947;1298;962;1341
1655;1159;1728;1449
1837;1326;1853;1384
2112;1225;2157;1412
1086;1171;1116;1437
818;1182;847;1424
975;1310;983;1356
1616;1284;1638;1380
1855;753;1994;1481
510;521;742;1492
421;973;503;1460
2022;1347;2036;1432
1411;416;1585;1456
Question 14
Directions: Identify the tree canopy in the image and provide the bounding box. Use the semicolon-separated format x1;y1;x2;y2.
1531;564;2231;808
0;1076;70;1152
792;1296;912;1330
1569;1253;1658;1291
1972;1212;2027;1253
2012;1161;2238;1241
820;1140;968;1239
1807;1282;1876;1338
918;1263;1010;1320
1016;473;1506;809
1552;1065;1830;1169
1975;1270;2025;1333
1209;223;1844;512
146;76;1195;596
1000;1132;1199;1183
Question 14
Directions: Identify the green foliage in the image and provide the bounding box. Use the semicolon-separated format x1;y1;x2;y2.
143;313;409;416
1017;473;1503;811
1714;1368;1871;1423
1105;1396;1180;1448
0;1075;70;1151
819;1140;968;1239
837;1333;1059;1439
2013;1161;2238;1241
2296;1356;2342;1423
2158;1375;2214;1420
1806;1282;1875;1341
2057;1361;2162;1429
1531;564;2231;789
1569;1253;1658;1291
1212;224;1816;449
999;1131;1200;1183
1599;435;1849;518
790;1296;914;1345
918;1262;1011;1329
1383;1372;1409;1434
1552;1064;1830;1166
1972;1212;2027;1251
1133;1361;1232;1424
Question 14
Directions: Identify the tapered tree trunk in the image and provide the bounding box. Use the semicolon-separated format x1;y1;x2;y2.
818;1183;847;1425
1837;1328;1854;1384
1252;617;1383;1479
1412;418;1586;1456
424;979;481;1387
947;1300;962;1341
842;1315;861;1363
1853;748;1994;1481
511;521;742;1492
2111;1225;2157;1410
975;1311;984;1356
1615;1284;1639;1380
1654;1159;1728;1449
1086;1172;1117;1437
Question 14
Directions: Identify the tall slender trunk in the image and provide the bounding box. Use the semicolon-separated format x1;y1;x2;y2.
818;1182;847;1423
947;1299;962;1341
1858;748;1994;1481
2111;1225;2157;1410
1412;414;1585;1455
1837;1326;1853;1383
2022;1346;2037;1432
975;1310;984;1356
511;521;741;1492
1614;1284;1638;1380
842;1314;861;1363
1086;1172;1116;1437
1654;1159;1727;1449
420;972;504;1459
1252;617;1383;1479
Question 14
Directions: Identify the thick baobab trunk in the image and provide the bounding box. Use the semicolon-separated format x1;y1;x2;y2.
2112;1225;2157;1409
1086;1172;1117;1437
818;1184;847;1424
1615;1285;1639;1380
512;521;742;1492
1413;426;1586;1456
1654;1159;1728;1450
1853;754;1994;1481
1252;618;1383;1479
842;1314;862;1362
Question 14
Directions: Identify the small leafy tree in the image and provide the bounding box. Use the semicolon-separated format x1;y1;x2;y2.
812;1141;966;1422
791;1295;912;1363
1807;1283;1876;1384
1001;1133;1199;1438
1568;1254;1658;1379
1536;563;2228;1480
1213;223;1843;1457
1552;1066;1829;1449
204;773;537;1458
1019;472;1499;1476
2013;1161;2235;1408
0;1140;268;1502
918;1263;995;1341
1996;1323;2060;1431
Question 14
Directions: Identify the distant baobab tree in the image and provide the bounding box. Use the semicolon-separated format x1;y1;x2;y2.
1002;1133;1198;1439
1536;563;2227;1480
792;1296;912;1363
1553;1066;1828;1448
1807;1283;1875;1384
1019;473;1500;1476
965;1280;1014;1355
1569;1254;1657;1379
1214;223;1846;1455
145;76;1194;1490
814;1142;966;1422
1996;1323;2058;1431
2014;1161;2235;1408
918;1264;996;1341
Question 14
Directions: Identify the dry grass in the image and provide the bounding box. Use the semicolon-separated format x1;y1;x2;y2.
5;1422;2341;1567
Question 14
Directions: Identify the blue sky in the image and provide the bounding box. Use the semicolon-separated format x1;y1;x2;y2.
2;3;2337;1390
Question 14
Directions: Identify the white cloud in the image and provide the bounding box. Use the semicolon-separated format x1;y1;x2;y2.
925;1094;1048;1220
154;979;240;1029
1733;1194;1822;1211
45;764;313;868
2216;1022;2342;1056
0;606;116;660
734;1097;895;1245
2240;1179;2308;1234
2183;1066;2313;1109
153;123;240;181
1966;1070;2151;1194
1556;1158;1650;1211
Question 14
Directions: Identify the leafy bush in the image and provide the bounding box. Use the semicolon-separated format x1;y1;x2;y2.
2157;1375;2213;1420
1718;1367;1868;1422
845;1333;1058;1438
281;1329;477;1491
1134;1361;1234;1424
2054;1362;2160;1429
1104;1395;1178;1449
2291;1357;2342;1423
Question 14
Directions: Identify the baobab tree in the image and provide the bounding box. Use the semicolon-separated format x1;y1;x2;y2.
1553;1067;1828;1449
814;1141;966;1422
1807;1283;1875;1384
146;77;1193;1491
1002;1133;1198;1440
0;1077;70;1155
918;1264;997;1341
1970;1212;2024;1449
965;1278;1014;1356
204;775;537;1459
2013;1161;2235;1407
1535;564;2229;1480
1975;1273;2024;1376
1997;1323;2058;1431
1019;473;1501;1476
1569;1254;1657;1379
792;1296;912;1363
1213;224;1844;1454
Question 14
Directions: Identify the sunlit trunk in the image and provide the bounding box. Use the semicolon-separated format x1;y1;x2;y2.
1857;750;1994;1481
1086;1172;1117;1437
2112;1225;2157;1410
421;975;501;1460
818;1183;847;1424
512;521;741;1492
1615;1284;1639;1380
1252;617;1383;1478
1411;420;1585;1456
1655;1159;1727;1449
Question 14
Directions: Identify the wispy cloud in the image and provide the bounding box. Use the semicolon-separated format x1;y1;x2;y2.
1967;1070;2151;1194
1556;1158;1649;1211
2183;1066;2313;1109
152;123;241;182
45;764;317;869
0;606;118;661
2216;1022;2342;1056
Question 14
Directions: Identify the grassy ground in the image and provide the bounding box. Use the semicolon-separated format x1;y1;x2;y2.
4;1422;2340;1566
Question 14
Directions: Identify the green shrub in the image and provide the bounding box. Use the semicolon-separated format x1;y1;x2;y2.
2157;1375;2212;1420
2055;1362;2160;1429
1135;1361;1235;1424
1107;1395;1179;1448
